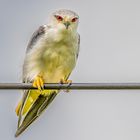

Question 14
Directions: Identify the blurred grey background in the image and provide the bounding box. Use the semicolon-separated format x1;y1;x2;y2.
1;0;140;139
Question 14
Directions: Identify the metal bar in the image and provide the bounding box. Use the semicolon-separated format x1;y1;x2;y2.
1;83;140;90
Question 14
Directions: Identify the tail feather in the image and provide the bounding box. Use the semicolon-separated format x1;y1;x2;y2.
15;90;40;116
15;93;57;137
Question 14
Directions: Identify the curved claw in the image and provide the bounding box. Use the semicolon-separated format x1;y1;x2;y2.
33;75;44;90
60;79;72;84
60;79;72;93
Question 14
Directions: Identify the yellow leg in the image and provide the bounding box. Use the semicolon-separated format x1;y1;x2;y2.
60;79;72;84
33;75;44;90
60;79;72;93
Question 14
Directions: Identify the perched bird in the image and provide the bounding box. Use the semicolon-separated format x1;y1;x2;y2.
15;9;80;137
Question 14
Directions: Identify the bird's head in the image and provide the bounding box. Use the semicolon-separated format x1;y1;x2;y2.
49;9;79;32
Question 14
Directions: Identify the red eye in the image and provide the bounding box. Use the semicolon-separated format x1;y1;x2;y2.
71;17;78;22
55;15;63;21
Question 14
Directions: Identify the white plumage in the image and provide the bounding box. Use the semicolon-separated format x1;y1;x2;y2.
15;9;80;137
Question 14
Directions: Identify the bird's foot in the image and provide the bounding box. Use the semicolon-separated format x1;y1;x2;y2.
60;79;72;84
60;79;72;93
33;75;44;90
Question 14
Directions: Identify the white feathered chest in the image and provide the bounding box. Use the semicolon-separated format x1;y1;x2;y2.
23;28;78;82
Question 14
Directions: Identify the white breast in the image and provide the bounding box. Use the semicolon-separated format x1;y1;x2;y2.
23;28;78;83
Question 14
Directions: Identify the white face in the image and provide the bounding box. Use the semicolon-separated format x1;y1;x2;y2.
50;11;79;32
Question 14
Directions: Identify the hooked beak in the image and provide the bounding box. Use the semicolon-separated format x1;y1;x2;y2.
63;21;70;29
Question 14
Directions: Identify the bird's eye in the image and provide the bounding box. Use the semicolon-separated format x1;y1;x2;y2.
55;15;63;21
71;17;78;22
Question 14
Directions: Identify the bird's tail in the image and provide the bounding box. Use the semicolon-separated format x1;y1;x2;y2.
15;92;57;137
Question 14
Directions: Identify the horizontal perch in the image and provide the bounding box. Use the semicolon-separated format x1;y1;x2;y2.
1;83;140;90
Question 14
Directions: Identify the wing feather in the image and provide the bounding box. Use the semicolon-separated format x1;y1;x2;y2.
76;34;80;58
26;25;46;53
15;93;57;137
18;25;47;128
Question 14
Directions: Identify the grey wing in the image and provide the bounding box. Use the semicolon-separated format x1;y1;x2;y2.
25;25;46;54
18;25;47;127
76;34;80;58
23;25;47;82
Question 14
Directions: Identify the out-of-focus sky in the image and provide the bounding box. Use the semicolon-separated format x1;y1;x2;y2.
1;0;140;139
